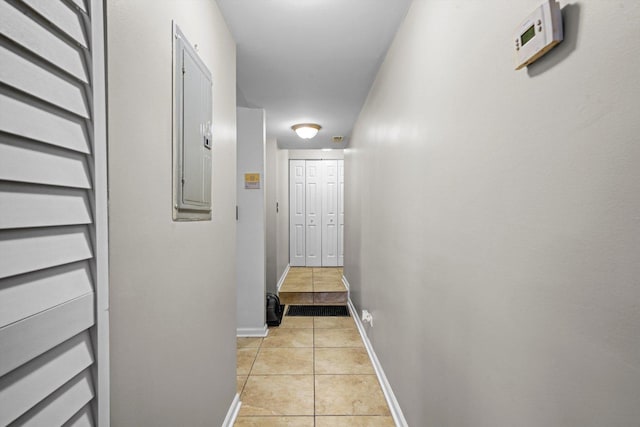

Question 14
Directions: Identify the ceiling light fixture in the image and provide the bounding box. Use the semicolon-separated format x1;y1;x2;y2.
292;123;321;139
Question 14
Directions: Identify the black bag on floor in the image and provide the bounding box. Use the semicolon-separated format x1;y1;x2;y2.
266;293;283;326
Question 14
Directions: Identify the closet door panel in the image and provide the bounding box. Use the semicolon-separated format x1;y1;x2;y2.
289;160;306;266
305;161;322;267
322;160;338;266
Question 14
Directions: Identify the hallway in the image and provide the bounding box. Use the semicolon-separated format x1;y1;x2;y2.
234;310;394;426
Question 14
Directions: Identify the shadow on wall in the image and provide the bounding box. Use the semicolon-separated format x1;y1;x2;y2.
527;3;581;77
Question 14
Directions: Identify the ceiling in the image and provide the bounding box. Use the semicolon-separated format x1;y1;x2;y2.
215;0;412;149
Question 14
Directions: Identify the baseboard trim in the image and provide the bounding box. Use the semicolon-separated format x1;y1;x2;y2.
342;275;350;300
348;298;408;427
237;324;269;337
221;393;241;427
277;264;291;293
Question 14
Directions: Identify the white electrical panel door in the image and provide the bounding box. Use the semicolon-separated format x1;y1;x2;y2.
173;24;213;220
305;161;322;267
289;160;306;267
322;160;338;266
337;160;345;267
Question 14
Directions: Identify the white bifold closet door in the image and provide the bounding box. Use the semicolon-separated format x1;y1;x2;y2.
321;160;338;266
289;160;306;266
289;159;343;267
305;161;322;267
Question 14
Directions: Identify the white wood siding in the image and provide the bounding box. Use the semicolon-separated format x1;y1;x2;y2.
0;0;106;425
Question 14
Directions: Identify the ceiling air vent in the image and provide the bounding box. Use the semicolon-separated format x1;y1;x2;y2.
332;136;344;143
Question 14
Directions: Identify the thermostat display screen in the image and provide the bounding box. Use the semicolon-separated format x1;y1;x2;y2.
520;25;536;46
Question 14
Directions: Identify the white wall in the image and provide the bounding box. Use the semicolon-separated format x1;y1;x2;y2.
345;1;640;426
276;148;290;284
265;137;278;293
236;108;267;334
106;1;237;425
289;149;344;160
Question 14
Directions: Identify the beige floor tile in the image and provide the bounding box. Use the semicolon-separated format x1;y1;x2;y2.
315;416;395;426
237;337;263;349
289;267;313;273
279;316;314;329
234;417;314;427
240;375;314;416
315;348;374;375
315;328;363;347
237;347;259;375
252;348;313;375
279;292;313;305
262;328;313;348
313;275;343;283
280;281;313;292
313;292;347;304
313;281;346;292
315;375;390;416
237;375;248;394
314;317;356;329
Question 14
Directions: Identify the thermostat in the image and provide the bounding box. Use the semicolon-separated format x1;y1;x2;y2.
514;0;563;70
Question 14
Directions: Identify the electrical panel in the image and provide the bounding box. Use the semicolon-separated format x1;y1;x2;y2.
173;23;213;220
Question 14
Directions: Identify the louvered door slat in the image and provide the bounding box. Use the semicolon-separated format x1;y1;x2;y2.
10;370;94;427
0;93;91;154
0;332;94;426
0;294;94;378
0;45;90;118
0;1;89;83
0;183;91;229
0;0;103;424
0;261;92;328
0;226;93;280
19;0;88;48
0;136;91;188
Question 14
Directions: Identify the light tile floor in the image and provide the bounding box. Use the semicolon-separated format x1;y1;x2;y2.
235;268;394;425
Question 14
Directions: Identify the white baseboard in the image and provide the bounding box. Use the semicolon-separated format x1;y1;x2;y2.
341;275;350;290
221;393;241;427
348;299;408;427
276;264;290;293
342;275;350;300
237;324;269;337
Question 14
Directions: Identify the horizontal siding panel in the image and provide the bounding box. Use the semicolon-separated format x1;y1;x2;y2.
0;136;91;188
20;0;88;48
0;332;94;426
0;92;91;154
0;225;93;280
0;2;88;83
10;370;94;427
0;45;89;118
0;261;93;328
0;294;94;378
62;405;93;427
0;182;91;229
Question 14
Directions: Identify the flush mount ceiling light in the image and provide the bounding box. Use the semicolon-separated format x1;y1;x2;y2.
291;123;321;139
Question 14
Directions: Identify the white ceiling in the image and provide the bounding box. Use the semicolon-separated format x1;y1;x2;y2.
215;0;412;149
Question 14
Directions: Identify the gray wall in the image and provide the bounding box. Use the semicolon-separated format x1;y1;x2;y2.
276;148;290;285
265;137;278;293
236;108;266;334
345;1;640;426
106;1;238;425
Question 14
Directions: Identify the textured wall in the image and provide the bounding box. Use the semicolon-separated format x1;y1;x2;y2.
106;0;237;424
345;1;640;425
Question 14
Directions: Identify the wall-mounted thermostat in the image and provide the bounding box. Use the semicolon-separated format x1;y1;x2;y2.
514;0;563;70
